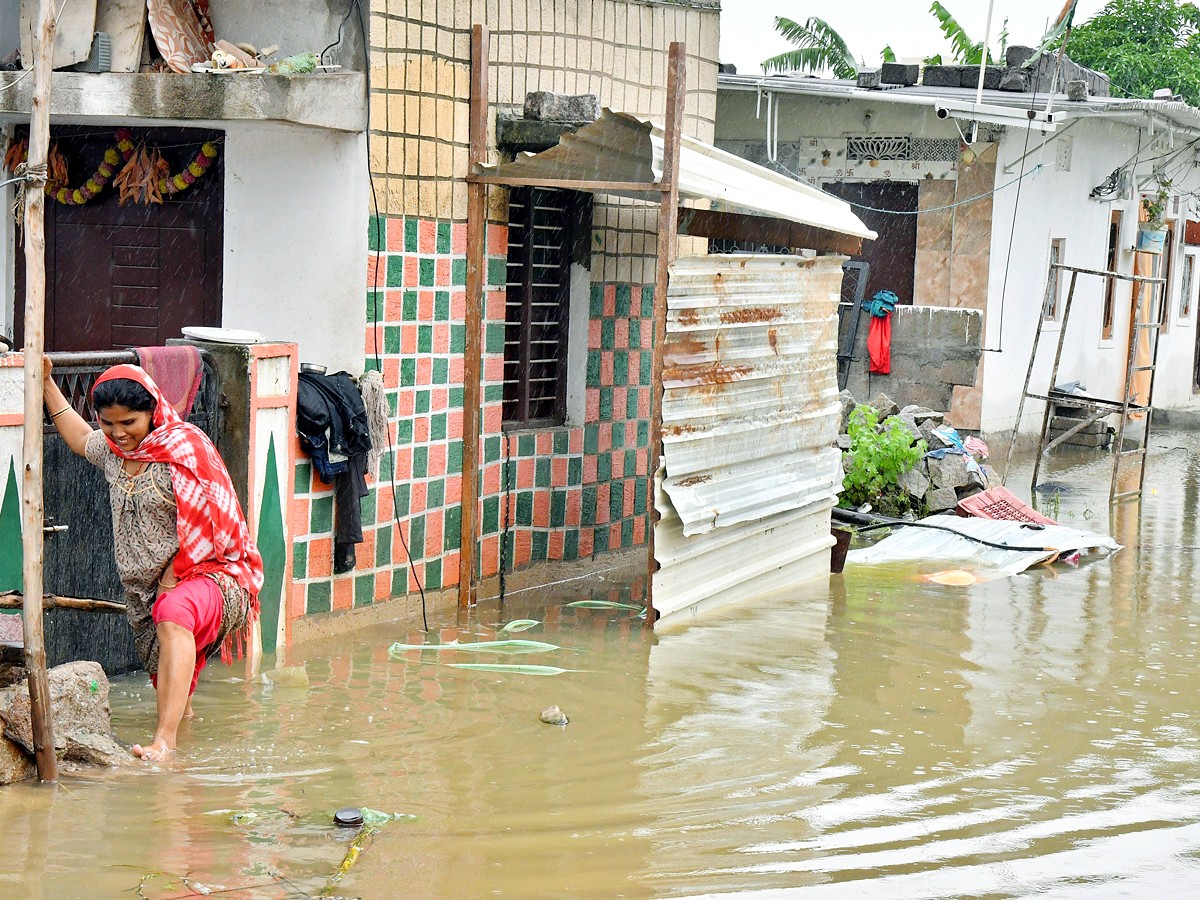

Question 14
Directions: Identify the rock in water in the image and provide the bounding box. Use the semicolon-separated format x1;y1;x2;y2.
540;705;568;726
0;660;131;773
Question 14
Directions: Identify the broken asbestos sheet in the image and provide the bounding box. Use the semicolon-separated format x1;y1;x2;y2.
846;515;1121;579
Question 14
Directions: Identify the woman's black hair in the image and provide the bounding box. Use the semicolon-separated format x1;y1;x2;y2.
93;378;156;415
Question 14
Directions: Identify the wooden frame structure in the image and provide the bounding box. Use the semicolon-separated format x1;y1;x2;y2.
457;26;865;617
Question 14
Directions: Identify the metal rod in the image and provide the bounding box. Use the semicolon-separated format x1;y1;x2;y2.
1031;270;1079;492
1112;276;1147;503
21;0;58;783
1002;256;1057;484
459;24;489;610
975;0;996;105
645;42;686;625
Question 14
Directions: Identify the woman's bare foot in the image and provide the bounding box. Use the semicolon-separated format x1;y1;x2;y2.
132;738;176;762
183;698;195;720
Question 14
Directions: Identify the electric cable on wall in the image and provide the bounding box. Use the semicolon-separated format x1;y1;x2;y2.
354;0;427;631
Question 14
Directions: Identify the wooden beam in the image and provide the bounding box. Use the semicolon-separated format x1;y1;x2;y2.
459;24;489;610
677;207;864;256
0;592;127;614
21;0;58;782
645;42;686;625
466;174;659;194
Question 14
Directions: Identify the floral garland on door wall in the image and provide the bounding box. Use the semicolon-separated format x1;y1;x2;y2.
2;128;219;206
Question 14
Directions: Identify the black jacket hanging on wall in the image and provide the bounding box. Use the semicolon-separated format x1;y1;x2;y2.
296;372;372;574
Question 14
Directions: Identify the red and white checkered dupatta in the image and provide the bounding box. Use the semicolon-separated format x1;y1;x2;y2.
93;365;263;649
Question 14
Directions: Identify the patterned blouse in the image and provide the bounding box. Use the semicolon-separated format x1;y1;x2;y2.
85;430;250;674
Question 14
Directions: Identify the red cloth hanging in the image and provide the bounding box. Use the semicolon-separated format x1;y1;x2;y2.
867;311;892;374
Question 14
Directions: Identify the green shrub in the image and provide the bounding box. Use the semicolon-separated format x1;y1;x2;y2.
840;404;926;516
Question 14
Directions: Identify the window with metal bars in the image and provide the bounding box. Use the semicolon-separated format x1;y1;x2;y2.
503;187;591;426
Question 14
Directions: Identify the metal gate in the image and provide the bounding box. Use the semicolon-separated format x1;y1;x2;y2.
41;351;222;674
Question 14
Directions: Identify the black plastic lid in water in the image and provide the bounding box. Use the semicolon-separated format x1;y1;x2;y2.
334;807;364;827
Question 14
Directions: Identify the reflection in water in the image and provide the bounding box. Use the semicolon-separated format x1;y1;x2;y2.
7;437;1200;896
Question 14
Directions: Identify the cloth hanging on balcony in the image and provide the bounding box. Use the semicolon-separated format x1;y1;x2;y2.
865;290;896;375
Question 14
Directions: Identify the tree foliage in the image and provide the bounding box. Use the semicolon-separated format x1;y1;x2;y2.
929;1;1000;65
762;16;858;79
1067;0;1200;104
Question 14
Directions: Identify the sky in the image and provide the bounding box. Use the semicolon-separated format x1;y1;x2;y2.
718;0;1110;75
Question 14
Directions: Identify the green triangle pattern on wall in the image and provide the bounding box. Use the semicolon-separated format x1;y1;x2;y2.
0;459;21;593
256;435;287;654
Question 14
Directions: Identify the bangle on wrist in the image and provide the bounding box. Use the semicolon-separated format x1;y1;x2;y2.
49;405;71;420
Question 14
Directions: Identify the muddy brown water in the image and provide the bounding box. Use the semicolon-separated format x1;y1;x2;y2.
8;434;1200;897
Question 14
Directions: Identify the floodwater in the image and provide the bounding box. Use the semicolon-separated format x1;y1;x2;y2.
8;433;1200;898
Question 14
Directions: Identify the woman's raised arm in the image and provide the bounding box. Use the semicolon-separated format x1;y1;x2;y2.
41;357;92;457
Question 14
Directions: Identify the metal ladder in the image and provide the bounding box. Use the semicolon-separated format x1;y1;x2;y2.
1005;262;1165;505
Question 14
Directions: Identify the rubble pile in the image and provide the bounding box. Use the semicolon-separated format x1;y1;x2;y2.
838;390;1002;514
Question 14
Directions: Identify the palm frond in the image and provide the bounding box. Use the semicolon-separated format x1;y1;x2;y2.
929;2;980;64
763;16;857;78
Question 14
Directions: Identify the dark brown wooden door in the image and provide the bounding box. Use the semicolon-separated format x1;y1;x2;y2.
825;181;918;306
14;126;223;351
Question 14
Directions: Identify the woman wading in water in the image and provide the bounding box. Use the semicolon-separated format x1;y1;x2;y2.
43;360;263;761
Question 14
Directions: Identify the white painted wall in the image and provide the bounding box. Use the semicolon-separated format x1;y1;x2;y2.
984;117;1200;433
222;122;368;374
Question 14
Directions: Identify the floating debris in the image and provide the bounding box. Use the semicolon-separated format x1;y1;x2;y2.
566;600;644;611
387;639;559;656
539;705;569;726
257;666;309;687
499;619;541;633
448;663;571;676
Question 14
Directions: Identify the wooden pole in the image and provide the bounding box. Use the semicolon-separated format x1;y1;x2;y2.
459;24;489;610
21;0;59;782
0;592;127;614
645;42;686;624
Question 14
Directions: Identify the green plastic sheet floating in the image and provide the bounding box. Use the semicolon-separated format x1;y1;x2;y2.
388;639;559;657
566;600;644;611
499;619;540;633
448;663;571;676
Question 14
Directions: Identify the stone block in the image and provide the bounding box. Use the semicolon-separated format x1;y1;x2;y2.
881;62;919;86
961;66;1002;90
842;452;855;474
927;486;959;512
63;732;134;768
901;405;944;427
1051;415;1107;436
839;390;857;432
929;453;970;490
922;65;969;88
895;413;923;444
980;464;1003;489
1006;45;1036;68
898;466;930;499
956;485;983;501
857;68;882;90
999;68;1031;92
523;91;600;122
1066;79;1089;102
836;433;852;451
869;393;899;420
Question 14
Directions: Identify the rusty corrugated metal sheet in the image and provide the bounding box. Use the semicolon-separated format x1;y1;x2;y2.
653;254;844;628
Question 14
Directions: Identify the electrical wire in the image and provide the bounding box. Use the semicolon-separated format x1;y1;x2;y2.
841;516;1056;552
355;0;427;631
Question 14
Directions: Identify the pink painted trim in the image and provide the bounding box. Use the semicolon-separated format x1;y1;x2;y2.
252;396;292;410
0;413;22;426
0;354;25;368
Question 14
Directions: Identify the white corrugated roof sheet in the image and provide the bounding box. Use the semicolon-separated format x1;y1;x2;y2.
653;254;845;627
478;109;876;240
847;515;1121;578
